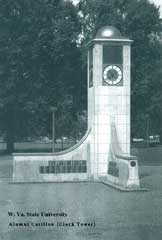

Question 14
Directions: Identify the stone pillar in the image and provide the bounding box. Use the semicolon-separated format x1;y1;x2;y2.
87;26;133;177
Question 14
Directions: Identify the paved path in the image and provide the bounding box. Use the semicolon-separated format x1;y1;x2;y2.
0;156;162;240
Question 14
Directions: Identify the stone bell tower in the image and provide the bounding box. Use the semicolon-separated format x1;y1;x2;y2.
87;26;133;178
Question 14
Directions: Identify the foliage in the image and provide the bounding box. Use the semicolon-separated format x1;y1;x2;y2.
0;0;83;152
78;0;162;139
0;0;162;152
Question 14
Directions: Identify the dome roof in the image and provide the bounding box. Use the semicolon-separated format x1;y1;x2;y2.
95;26;123;39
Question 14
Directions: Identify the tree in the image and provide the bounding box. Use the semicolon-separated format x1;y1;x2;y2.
78;0;162;140
1;0;162;153
0;0;82;152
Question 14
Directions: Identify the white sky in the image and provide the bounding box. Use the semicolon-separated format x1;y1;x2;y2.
150;0;162;17
71;0;162;18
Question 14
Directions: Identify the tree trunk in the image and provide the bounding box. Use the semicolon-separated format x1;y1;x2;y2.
5;105;15;154
160;111;162;145
6;129;14;154
6;140;14;154
160;125;162;145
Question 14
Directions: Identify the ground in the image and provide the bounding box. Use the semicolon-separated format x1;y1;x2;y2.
0;155;162;240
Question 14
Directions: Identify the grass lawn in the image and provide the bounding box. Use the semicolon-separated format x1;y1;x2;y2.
0;155;162;240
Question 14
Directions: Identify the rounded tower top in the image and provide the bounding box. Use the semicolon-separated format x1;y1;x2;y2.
95;26;123;39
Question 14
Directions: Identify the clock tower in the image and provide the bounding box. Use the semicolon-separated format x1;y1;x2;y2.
13;25;140;188
88;26;133;178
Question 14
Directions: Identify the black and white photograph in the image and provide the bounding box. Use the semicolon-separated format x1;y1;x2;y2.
0;0;162;239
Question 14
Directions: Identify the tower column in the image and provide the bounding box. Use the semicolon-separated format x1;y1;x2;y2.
88;26;133;177
93;44;103;86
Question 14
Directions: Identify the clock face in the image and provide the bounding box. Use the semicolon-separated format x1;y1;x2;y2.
103;65;122;85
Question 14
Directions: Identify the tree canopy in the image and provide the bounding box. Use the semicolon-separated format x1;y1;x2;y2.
0;0;162;152
78;0;162;139
0;0;85;152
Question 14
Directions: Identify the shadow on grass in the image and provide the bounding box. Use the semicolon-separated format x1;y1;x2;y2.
0;148;68;155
